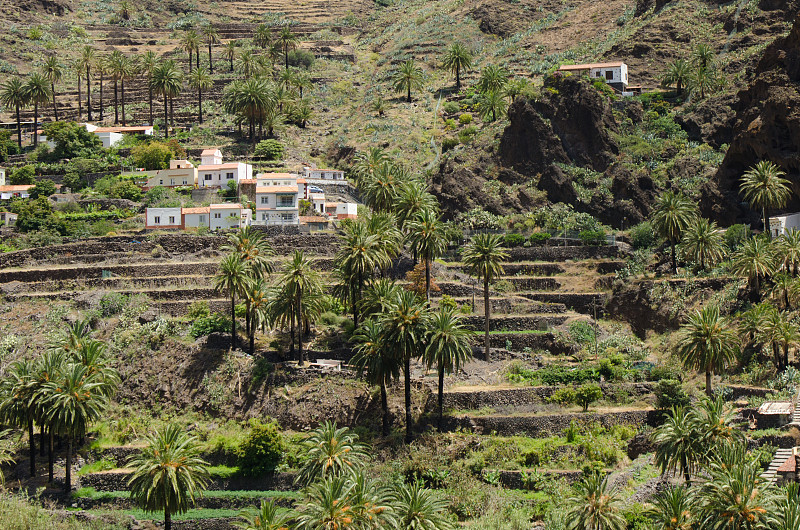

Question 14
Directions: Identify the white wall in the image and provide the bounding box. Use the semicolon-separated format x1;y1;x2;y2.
589;64;628;86
146;207;182;228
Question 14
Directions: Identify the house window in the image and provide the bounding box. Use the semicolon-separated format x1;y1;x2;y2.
262;213;267;220
183;180;188;185
281;213;294;221
278;195;294;207
214;213;221;219
204;174;212;181
596;71;602;77
261;197;268;204
605;71;614;80
169;216;175;224
199;215;206;223
159;179;163;185
154;216;161;224
226;172;234;179
170;179;175;185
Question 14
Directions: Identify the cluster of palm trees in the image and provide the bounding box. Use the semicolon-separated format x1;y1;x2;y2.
0;319;119;493
563;398;799;529
128;421;454;530
0;69;56;149
661;43;722;99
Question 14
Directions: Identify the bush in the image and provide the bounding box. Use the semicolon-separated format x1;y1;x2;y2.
441;137;459;152
9;165;35;185
579;230;606;246
503;233;526;248
29;179;57;200
287;49;315;69
458;125;478;144
654;379;690;410
236;419;285;476
529;232;551;245
458;113;473;125
187;300;210;320
109;180;142;201
629;221;657;250
190;313;231;338
41;121;102;160
548;386;575;405
443;101;460;114
254;139;285;160
131;141;173;170
725;224;750;251
100;292;128;316
575;384;603;412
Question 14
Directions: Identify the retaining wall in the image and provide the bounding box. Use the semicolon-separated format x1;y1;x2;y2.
508;245;623;262
462;314;567;332
79;471;297;492
521;293;608;315
497;469;583;489
488;332;574;354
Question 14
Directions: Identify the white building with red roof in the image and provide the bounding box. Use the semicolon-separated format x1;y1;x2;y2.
557;61;629;92
197;148;253;189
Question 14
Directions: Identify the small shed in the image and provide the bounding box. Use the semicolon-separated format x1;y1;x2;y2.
558;61;629;92
777;448;800;485
756;401;794;429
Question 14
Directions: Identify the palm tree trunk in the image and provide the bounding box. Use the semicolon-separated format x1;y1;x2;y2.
289;314;295;356
188;51;192;72
438;366;445;429
113;81;118;124
456;65;460;90
764;207;771;239
164;94;169;138
670;240;677;274
40;424;45;457
351;283;359;331
230;56;234;72
147;81;153;125
297;291;304;366
705;369;712;398
51;82;59;121
249;316;255;355
77;74;82;120
284;48;289;69
170;96;175;127
208;42;213;73
230;293;236;350
48;427;54;482
28;418;35;477
196;50;200;71
33;102;38;148
64;435;72;493
380;381;389;437
99;72;104;121
484;278;490;360
404;358;412;443
407;85;411;103
86;65;92;121
121;79;126;126
425;258;431;301
165;510;171;530
682;454;690;485
15;104;21;149
198;87;203;123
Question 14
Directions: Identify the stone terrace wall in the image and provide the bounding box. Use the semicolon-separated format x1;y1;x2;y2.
79;471;297;492
508;245;623;261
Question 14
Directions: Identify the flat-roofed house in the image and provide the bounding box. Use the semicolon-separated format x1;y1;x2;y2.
126;159;198;190
255;184;299;226
210;203;251;230
557;61;629;92
302;166;346;181
146;207;183;230
198;161;253;188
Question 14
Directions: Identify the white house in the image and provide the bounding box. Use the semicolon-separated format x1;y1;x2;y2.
333;202;358;219
182;206;210;228
0;167;6;186
558;61;629;92
309;193;326;215
0;185;34;200
255;184;299;226
198;150;253;189
769;213;800;238
302;166;346;181
0;211;17;227
146;207;183;230
124;159;198;190
210;203;251;230
38;124;154;149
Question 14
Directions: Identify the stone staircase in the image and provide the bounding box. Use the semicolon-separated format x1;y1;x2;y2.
762;447;794;483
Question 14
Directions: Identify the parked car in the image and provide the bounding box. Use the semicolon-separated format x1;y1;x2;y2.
308;185;324;194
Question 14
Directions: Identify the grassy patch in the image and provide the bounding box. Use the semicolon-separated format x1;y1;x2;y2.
77;458;117;476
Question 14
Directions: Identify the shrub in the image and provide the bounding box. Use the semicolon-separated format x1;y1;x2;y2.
28;179;57;200
131;141;173;170
629;221;657;250
458;125;478;144
458;113;473;125
529;232;551;245
575;384;603;412
654;379;690;410
100;292;128;316
287;49;315;69
548;386;575;405
254;139;285;160
9;165;35;185
503;233;526;248
442;137;459;152
443;101;460;114
725;224;750;251
568;321;595;346
236;419;285;476
439;295;458;311
190;313;231;338
109;180;142;201
187;300;210;320
579;229;606;246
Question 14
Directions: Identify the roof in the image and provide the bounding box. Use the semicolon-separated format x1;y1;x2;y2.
182;207;210;214
238;179;257;184
256;186;298;193
777;455;797;474
0;185;34;192
198;163;242;170
309;168;342;172
296;178;307;183
758;401;793;415
258;172;296;179
558;62;626;71
94;126;153;133
201;149;222;155
310;193;325;200
326;202;342;207
299;216;328;223
210;203;243;209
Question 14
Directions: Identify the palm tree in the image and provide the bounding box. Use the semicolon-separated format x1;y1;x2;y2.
731;235;775;298
140;51;159;125
424;307;473;428
406;207;448;301
768;483;800;530
181;29;200;72
380;290;431;442
352;147;388;187
477;64;509;94
72;58;83;120
234;499;293;530
295;475;360;529
649;485;694;530
352;320;400;436
128;424;210;530
107;50;126;124
651;406;699;484
237;49;256;79
32;350;66;482
150;60;182;138
253;24;272;50
441;42;472;91
44;363;109;492
118;54;134;126
276;26;299;69
201;25;219;74
778;228;800;275
679;216;725;271
395;179;437;232
78;46;95;121
0;77;28;149
188;67;212;123
760;309;799;369
295;421;368;487
691;397;744;453
244;278;270;354
214;253;250;351
661;58;691;96
392;59;424;103
696;458;772;529
676;305;737;397
477;89;506;122
361;161;399;213
224;40;238;73
280;250;322;365
348;472;397;529
41;56;62;122
692;43;715;70
335;221;386;329
0;361;36;477
360;279;403;319
95;53;108;121
740;160;792;239
24;73;52;148
565;473;626;530
769;272;794;310
652;190;697;274
462;233;508;360
394;481;453;530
